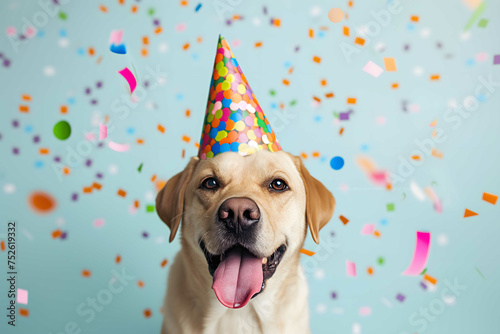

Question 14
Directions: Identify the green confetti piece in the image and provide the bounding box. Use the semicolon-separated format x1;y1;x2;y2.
464;2;486;31
148;8;155;16
420;268;427;275
477;18;488;28
333;112;339;118
377;257;384;265
269;90;276;96
59;11;67;20
146;205;155;212
475;267;486;280
387;203;395;212
290;100;297;106
138;163;143;172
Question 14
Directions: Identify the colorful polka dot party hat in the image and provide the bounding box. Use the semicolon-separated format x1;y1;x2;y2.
198;35;282;160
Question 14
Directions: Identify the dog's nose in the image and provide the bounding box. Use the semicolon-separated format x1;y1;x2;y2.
218;197;260;232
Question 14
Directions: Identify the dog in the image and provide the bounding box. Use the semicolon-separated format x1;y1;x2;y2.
156;150;335;333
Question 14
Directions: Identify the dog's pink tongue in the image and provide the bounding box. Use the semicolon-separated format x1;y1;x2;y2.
212;246;263;309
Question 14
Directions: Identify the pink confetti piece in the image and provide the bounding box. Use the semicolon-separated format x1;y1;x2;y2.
175;23;187;32
346;260;357;277
118;67;137;94
84;132;97;141
362;61;384;77
25;26;36;38
109;29;124;45
475;52;488;62
99;123;107;140
232;39;241;47
6;26;16;36
402;231;431;276
93;218;105;228
361;224;375;235
424;187;442;213
359;306;372;316
17;289;28;305
108;141;130;152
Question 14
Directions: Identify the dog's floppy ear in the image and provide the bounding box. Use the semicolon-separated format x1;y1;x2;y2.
156;157;199;242
295;156;335;244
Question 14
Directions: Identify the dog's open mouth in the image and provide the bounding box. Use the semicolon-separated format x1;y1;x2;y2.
200;241;286;309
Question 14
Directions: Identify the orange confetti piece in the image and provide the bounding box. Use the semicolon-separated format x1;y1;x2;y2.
391;83;399;89
92;182;102;190
99;4;108;12
272;19;281;27
325;92;335;98
185;109;191;117
430;74;440;81
60;105;68;114
312;151;320;158
161;258;168;267
157;124;165;133
339;215;349;225
88;47;95;56
142;36;149;45
282;79;290;86
154;26;163;34
343;26;350;36
19;308;29;317
21;94;32;101
82;269;91;277
301;152;308;159
348;1;353;7
308;29;314;38
136;138;144;144
83;187;93;193
182;149;186;158
383;57;397;71
482;192;498;205
19;105;29;113
197;37;203;43
180;0;188;6
431;148;443;158
130;5;138;13
0;240;4;251
62;166;71;175
355;37;365;46
312;56;321;63
464;209;478;218
183;43;190;50
134;200;139;208
411;155;421;161
39;148;49;155
137;280;144;288
300;248;316;256
115;255;121;264
313;96;321;103
117;189;127;197
373;230;381;238
254;41;263;48
182;135;191;143
143;309;152;318
367;267;374;275
410;15;419;22
118;0;125;5
151;174;157;182
141;48;148;57
339;127;344;135
423;274;437;285
52;230;62;239
320;79;327;86
347;97;357;104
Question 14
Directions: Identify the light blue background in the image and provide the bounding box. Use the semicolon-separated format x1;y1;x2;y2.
1;0;500;333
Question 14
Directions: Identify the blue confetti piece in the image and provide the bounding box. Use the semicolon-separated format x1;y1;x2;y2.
319;156;327;163
175;93;184;101
465;58;475;66
477;94;488;102
314;115;322;122
318;31;325;38
110;43;127;54
37;30;45;38
380;218;388;225
270;102;278;109
68;97;75;105
126;127;135;134
191;53;199;60
195;3;202;12
284;61;291;68
25;125;33;133
77;48;85;55
59;29;67;37
330;156;344;170
407;23;415;31
34;160;44;168
361;144;369;151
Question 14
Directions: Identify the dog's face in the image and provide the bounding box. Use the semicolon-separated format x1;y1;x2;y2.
156;150;335;309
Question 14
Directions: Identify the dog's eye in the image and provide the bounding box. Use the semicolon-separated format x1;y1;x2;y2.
201;177;219;190
269;179;288;192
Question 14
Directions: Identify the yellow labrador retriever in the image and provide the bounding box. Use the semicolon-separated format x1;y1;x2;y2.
156;150;335;333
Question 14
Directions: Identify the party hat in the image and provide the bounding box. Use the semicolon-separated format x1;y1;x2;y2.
198;35;282;160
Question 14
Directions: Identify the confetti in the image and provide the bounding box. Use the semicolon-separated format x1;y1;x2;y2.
28;191;57;214
330;156;344;170
339;215;349;225
464;208;478;217
108;141;130;152
361;224;375;235
328;8;344;23
17;289;28;305
118;67;137;94
300;248;316;256
99;124;107;140
363;61;383;77
383;57;397;71
402;231;431;276
482;192;498;205
53;120;71;140
346;260;357;277
464;1;486;31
